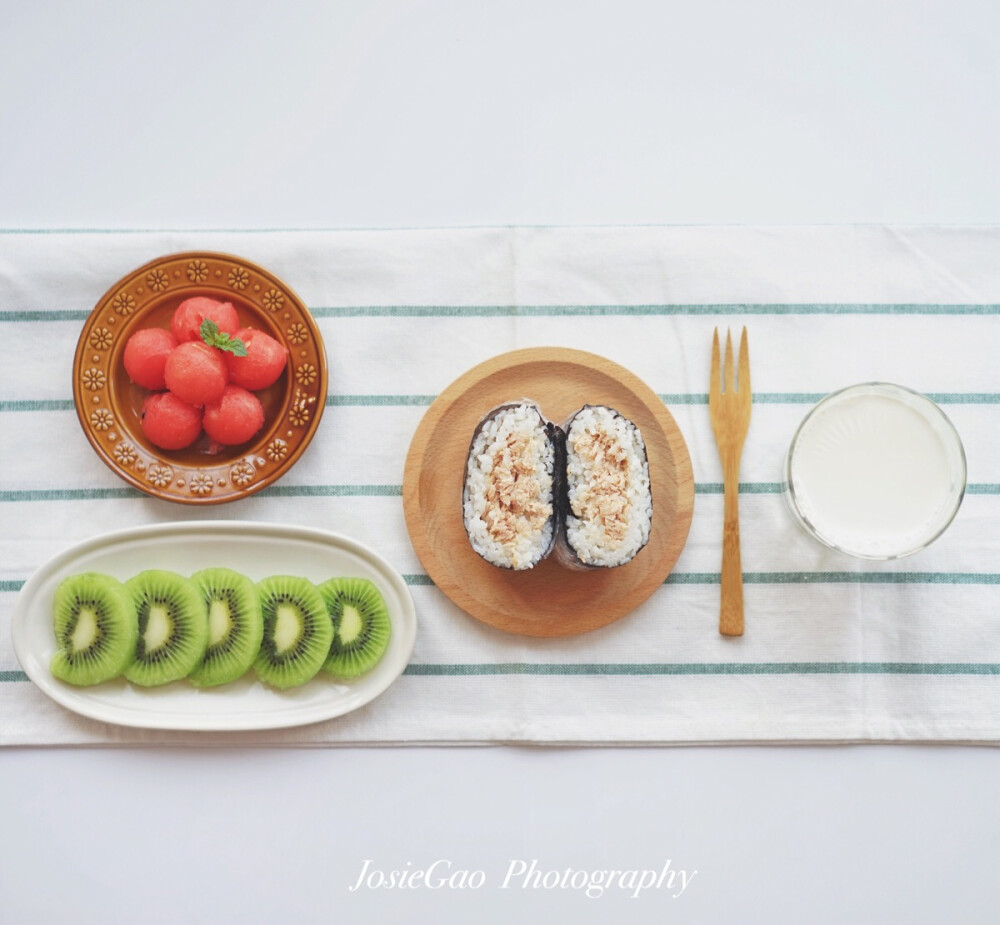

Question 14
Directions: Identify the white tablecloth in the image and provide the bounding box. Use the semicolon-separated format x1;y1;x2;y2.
2;225;998;744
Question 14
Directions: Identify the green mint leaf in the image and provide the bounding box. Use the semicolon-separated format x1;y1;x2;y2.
199;318;247;356
219;336;248;357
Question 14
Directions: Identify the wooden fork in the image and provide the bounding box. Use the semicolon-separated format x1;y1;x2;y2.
709;327;752;636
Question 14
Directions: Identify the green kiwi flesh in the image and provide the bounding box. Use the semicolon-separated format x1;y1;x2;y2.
50;572;137;686
188;568;263;688
124;570;208;687
319;577;391;680
253;576;332;690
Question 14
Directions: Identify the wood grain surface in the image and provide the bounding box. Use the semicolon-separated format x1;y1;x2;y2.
402;348;695;637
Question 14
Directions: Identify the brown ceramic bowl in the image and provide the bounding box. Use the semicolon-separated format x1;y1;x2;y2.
72;252;327;504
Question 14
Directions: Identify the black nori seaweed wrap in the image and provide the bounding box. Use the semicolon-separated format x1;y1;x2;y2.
462;400;561;570
553;404;652;570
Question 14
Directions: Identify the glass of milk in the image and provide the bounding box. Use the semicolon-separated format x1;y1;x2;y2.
784;383;966;559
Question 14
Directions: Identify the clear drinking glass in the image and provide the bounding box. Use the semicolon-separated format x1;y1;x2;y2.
784;383;967;559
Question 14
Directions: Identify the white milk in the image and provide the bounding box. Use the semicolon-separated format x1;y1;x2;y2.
785;385;965;558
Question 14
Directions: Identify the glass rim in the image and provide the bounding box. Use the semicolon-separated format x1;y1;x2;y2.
784;382;968;560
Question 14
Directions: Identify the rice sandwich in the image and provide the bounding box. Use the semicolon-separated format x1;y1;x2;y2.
462;401;560;570
462;401;652;570
554;404;652;569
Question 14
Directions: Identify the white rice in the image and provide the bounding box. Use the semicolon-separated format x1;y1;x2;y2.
564;406;651;567
463;403;556;570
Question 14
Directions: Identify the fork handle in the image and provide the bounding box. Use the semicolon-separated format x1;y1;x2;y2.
720;454;744;637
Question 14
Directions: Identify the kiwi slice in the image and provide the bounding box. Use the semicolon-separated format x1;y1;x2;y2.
253;576;332;690
124;570;208;687
188;568;263;688
50;572;137;686
319;578;391;680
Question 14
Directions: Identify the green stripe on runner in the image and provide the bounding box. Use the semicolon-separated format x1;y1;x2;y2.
0;310;89;322
4;304;1000;323
0;483;766;501
662;392;1000;405
326;394;437;407
1;663;998;683
0;662;998;683
926;393;1000;404
3;483;1000;502
0;484;404;502
666;572;1000;585
4;572;997;592
400;572;1000;588
3;393;1000;413
402;662;1000;676
262;484;403;498
0;399;76;412
0;395;435;412
307;304;1000;318
0;487;145;501
704;484;1000;496
697;483;784;494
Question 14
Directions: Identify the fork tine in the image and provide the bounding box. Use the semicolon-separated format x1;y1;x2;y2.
724;328;734;395
738;326;750;397
710;327;721;398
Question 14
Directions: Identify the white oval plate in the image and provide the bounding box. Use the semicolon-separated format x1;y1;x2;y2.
11;522;417;732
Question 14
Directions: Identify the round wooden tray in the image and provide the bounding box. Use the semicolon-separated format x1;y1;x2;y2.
402;348;695;637
72;252;327;505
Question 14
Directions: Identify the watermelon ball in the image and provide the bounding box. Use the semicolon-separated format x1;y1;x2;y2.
170;297;240;343
163;341;229;406
140;392;203;450
224;327;289;391
202;385;265;446
123;328;178;390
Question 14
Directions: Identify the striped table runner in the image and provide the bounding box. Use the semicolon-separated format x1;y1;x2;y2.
2;225;998;745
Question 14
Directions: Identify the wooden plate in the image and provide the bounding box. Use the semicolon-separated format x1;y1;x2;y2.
72;252;327;504
402;348;695;637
